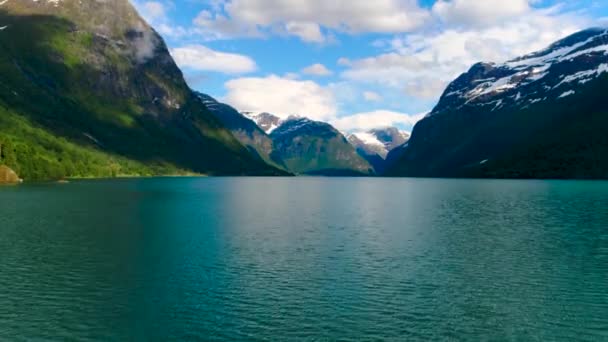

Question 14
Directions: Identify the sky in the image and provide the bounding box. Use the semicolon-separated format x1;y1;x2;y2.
130;0;608;133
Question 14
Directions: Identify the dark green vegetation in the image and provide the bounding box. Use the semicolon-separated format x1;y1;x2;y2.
387;29;608;179
0;0;283;181
270;118;373;175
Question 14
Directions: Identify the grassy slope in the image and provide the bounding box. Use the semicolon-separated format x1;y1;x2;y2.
0;105;183;180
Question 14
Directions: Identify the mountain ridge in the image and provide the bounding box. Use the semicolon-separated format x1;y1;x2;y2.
387;28;608;178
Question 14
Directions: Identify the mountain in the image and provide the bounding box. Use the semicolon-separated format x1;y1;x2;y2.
242;112;283;133
0;0;282;180
197;94;287;170
270;117;373;175
347;127;409;173
387;28;608;179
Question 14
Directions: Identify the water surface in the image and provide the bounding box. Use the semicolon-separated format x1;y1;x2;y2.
0;178;607;340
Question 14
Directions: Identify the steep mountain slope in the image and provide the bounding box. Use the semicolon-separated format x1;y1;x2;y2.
387;28;608;179
198;93;287;170
270;117;373;175
0;0;281;180
348;127;409;173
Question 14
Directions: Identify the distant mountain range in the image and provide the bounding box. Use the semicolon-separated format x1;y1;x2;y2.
347;128;409;174
238;111;411;175
202;103;374;175
270;117;372;175
387;28;608;179
206;103;413;176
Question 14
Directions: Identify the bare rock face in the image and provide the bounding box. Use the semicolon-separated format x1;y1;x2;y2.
0;165;20;184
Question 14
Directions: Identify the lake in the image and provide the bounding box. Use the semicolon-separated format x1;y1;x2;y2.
0;177;607;340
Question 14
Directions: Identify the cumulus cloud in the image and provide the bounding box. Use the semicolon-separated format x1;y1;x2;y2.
194;0;430;42
170;45;257;74
284;21;326;43
337;57;352;66
137;1;167;22
341;8;588;100
331;110;426;132
432;0;531;27
131;1;190;38
223;75;337;120
193;10;262;40
302;63;333;76
363;91;382;102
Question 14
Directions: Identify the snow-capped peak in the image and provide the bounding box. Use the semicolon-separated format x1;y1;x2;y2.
434;28;608;115
349;132;385;148
242;112;283;134
348;127;410;159
468;29;608;100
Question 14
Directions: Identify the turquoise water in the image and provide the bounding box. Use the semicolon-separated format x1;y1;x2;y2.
0;178;607;340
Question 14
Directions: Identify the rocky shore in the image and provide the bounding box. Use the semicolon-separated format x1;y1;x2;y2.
0;165;21;184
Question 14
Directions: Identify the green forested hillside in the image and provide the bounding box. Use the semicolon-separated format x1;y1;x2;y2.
0;0;282;181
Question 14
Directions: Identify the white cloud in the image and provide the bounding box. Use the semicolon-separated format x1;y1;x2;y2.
331;110;426;132
194;0;430;42
223;75;337;120
283;72;301;80
341;8;588;100
363;91;382;102
337;57;352;66
302;63;333;76
285;21;325;43
193;10;263;40
138;1;167;22
131;1;191;38
170;45;257;74
432;0;532;27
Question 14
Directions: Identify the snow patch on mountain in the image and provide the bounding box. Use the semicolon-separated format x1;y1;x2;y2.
465;30;608;99
242;112;283;134
271;117;316;136
558;90;575;98
350;132;384;148
434;28;608;115
554;63;608;88
348;127;410;160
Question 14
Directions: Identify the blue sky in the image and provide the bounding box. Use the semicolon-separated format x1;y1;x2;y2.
131;0;608;132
